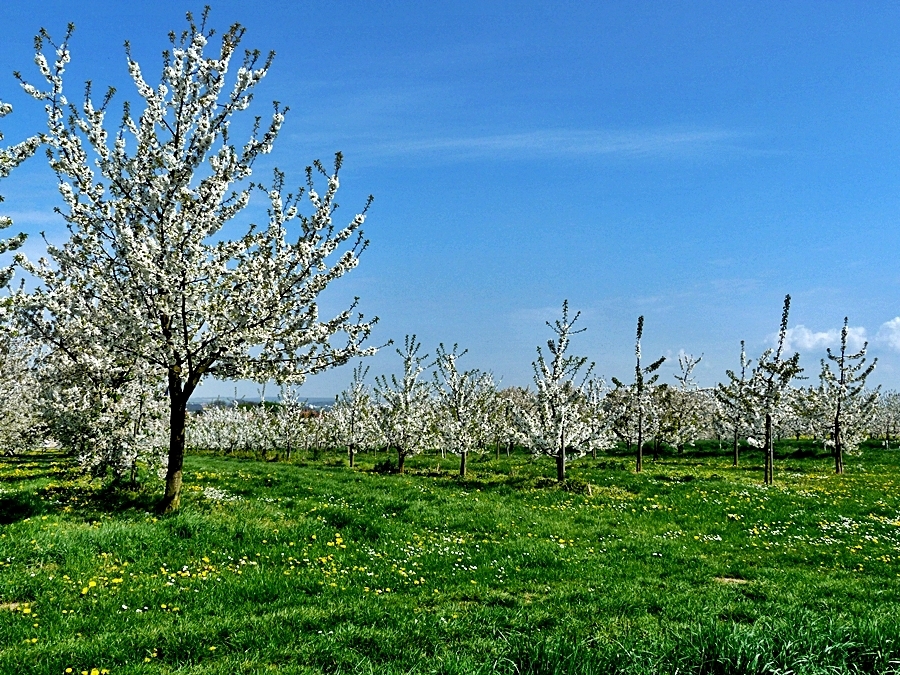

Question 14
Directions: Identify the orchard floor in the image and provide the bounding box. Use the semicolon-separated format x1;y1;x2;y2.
2;442;900;674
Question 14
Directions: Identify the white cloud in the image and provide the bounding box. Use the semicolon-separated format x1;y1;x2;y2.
780;324;867;353
877;318;900;351
345;127;746;163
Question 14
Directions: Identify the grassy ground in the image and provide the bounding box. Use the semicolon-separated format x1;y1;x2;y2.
2;441;900;674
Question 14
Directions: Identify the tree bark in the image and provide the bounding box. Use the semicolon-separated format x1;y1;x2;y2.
764;412;774;485
460;450;467;477
349;442;355;468
834;406;844;474
160;387;189;513
732;428;739;467
397;448;405;474
635;410;644;473
556;447;566;482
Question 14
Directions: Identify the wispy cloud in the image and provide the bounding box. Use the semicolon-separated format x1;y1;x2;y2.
340;127;746;164
3;210;62;228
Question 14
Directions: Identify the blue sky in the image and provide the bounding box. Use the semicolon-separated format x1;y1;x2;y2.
1;1;899;397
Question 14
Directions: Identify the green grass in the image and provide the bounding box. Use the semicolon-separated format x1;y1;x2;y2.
3;442;900;674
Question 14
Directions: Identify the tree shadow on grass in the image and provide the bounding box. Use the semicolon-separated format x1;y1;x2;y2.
0;449;75;484
1;449;163;522
52;482;162;521
0;493;38;524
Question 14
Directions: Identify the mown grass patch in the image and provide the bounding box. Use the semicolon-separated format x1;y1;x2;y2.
2;442;900;673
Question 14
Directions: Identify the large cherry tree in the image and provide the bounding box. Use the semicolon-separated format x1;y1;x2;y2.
15;12;376;510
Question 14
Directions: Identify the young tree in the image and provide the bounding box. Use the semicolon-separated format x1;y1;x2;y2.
331;363;373;468
492;386;529;458
518;300;594;483
612;316;665;472
661;352;705;454
0;331;42;456
14;14;376;511
819;317;878;474
787;385;829;449
715;341;756;466
874;390;900;449
751;295;802;485
583;376;615;459
432;343;494;477
269;387;311;461
374;335;434;473
39;353;168;481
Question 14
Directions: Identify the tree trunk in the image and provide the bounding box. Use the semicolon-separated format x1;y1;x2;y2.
764;412;774;485
834;407;843;474
160;387;189;513
556;447;566;482
460;450;467;477
349;442;355;468
636;410;644;473
732;428;739;467
397;448;405;474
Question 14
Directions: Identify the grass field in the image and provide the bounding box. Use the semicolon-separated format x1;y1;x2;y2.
2;442;900;674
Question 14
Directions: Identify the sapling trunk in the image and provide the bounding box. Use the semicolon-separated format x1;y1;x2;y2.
764;412;774;485
834;406;844;474
733;429;739;467
636;410;644;473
